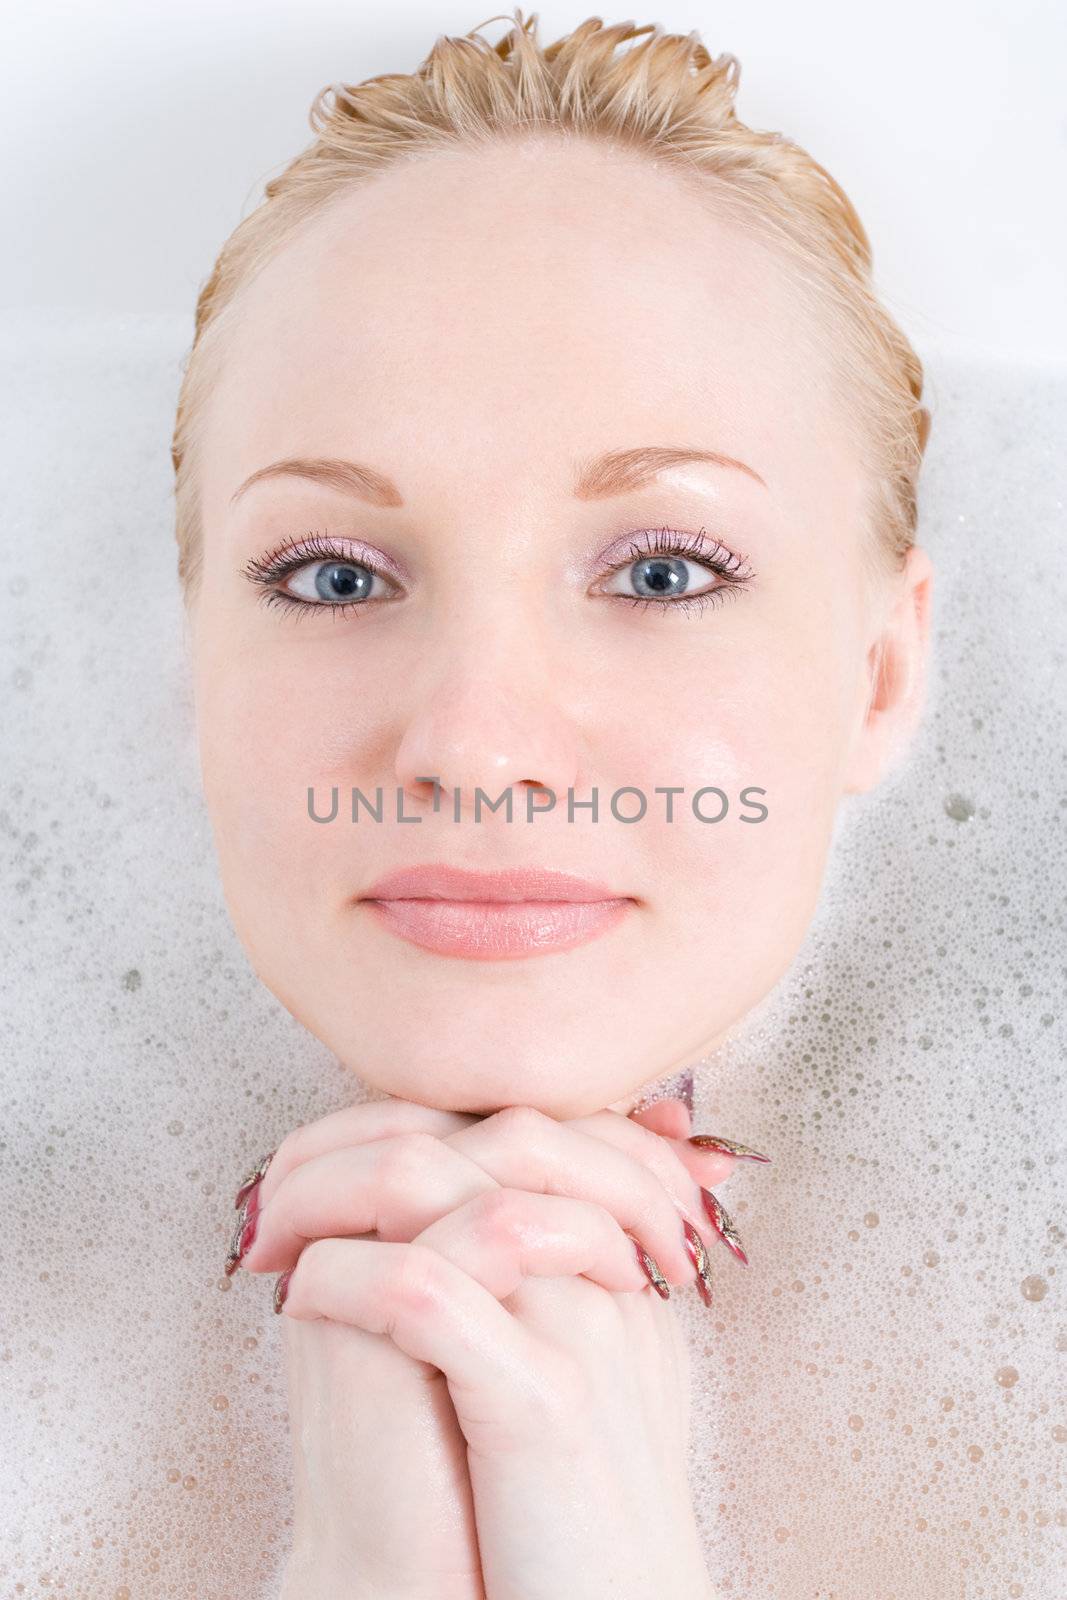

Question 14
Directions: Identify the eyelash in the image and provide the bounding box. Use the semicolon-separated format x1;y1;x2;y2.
241;525;755;621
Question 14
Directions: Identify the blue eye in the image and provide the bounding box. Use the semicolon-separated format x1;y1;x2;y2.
600;553;718;602
625;555;693;597
284;558;390;607
242;524;754;620
242;532;402;619
594;528;754;617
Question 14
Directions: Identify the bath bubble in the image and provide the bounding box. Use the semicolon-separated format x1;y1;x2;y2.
1;330;1062;1599
944;793;976;822
1021;1276;1047;1301
996;1367;1020;1388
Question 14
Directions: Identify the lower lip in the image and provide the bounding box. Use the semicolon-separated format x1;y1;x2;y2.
361;897;633;959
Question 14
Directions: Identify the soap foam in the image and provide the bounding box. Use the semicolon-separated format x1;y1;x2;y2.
0;311;1063;1597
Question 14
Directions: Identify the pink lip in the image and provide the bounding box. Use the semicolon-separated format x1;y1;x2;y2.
358;864;636;960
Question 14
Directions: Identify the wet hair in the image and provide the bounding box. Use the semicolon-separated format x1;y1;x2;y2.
171;7;932;608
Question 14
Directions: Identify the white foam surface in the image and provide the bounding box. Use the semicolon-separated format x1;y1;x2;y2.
1;311;1064;1597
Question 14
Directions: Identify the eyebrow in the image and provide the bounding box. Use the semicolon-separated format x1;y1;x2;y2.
228;444;766;510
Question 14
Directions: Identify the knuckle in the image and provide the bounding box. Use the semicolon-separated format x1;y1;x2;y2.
627;1118;678;1177
488;1104;550;1142
268;1126;301;1177
374;1131;446;1200
292;1235;340;1299
387;1243;449;1316
269;1122;323;1185
469;1185;526;1242
626;1122;689;1204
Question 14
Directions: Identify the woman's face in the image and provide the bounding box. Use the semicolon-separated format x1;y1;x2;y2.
189;135;926;1118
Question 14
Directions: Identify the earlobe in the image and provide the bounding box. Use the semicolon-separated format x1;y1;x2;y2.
842;545;935;796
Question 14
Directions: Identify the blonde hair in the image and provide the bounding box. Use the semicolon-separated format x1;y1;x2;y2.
171;7;931;609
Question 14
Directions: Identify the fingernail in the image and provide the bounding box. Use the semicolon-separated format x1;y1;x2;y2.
224;1196;259;1277
273;1268;294;1314
687;1134;771;1163
628;1233;670;1299
699;1186;749;1266
234;1148;275;1210
682;1218;714;1307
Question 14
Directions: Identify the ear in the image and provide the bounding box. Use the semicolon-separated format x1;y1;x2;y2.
842;544;935;795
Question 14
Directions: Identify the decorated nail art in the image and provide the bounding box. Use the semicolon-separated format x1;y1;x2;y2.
234;1148;275;1211
224;1194;259;1277
699;1186;749;1266
628;1234;670;1299
687;1133;770;1163
681;1218;714;1307
273;1268;294;1314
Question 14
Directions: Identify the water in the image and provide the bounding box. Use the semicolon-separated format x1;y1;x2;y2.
1;311;1063;1597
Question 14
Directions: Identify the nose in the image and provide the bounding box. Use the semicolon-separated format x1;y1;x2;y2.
393;630;585;820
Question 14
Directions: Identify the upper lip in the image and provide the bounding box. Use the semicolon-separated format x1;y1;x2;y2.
360;864;630;902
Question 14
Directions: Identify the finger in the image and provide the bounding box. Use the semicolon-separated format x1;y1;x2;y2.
412;1187;653;1298
237;1097;481;1212
570;1104;738;1193
277;1236;586;1458
627;1099;692;1142
237;1131;499;1275
625;1099;745;1205
626;1101;771;1182
235;1116;696;1297
560;1105;753;1268
440;1105;707;1284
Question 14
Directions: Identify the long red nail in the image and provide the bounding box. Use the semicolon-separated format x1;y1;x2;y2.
682;1219;714;1307
628;1234;670;1298
700;1186;749;1266
234;1148;275;1210
273;1268;294;1314
687;1134;771;1163
224;1198;259;1277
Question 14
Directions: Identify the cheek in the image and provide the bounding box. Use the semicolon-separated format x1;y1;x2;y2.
604;602;859;818
192;641;367;930
610;604;863;955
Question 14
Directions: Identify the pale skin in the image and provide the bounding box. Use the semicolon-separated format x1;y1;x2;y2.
188;133;933;1597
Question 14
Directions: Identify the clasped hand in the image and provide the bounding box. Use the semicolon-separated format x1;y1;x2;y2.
226;1095;750;1600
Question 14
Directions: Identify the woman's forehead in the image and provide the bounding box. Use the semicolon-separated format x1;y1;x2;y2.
198;141;851;530
219;142;829;395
